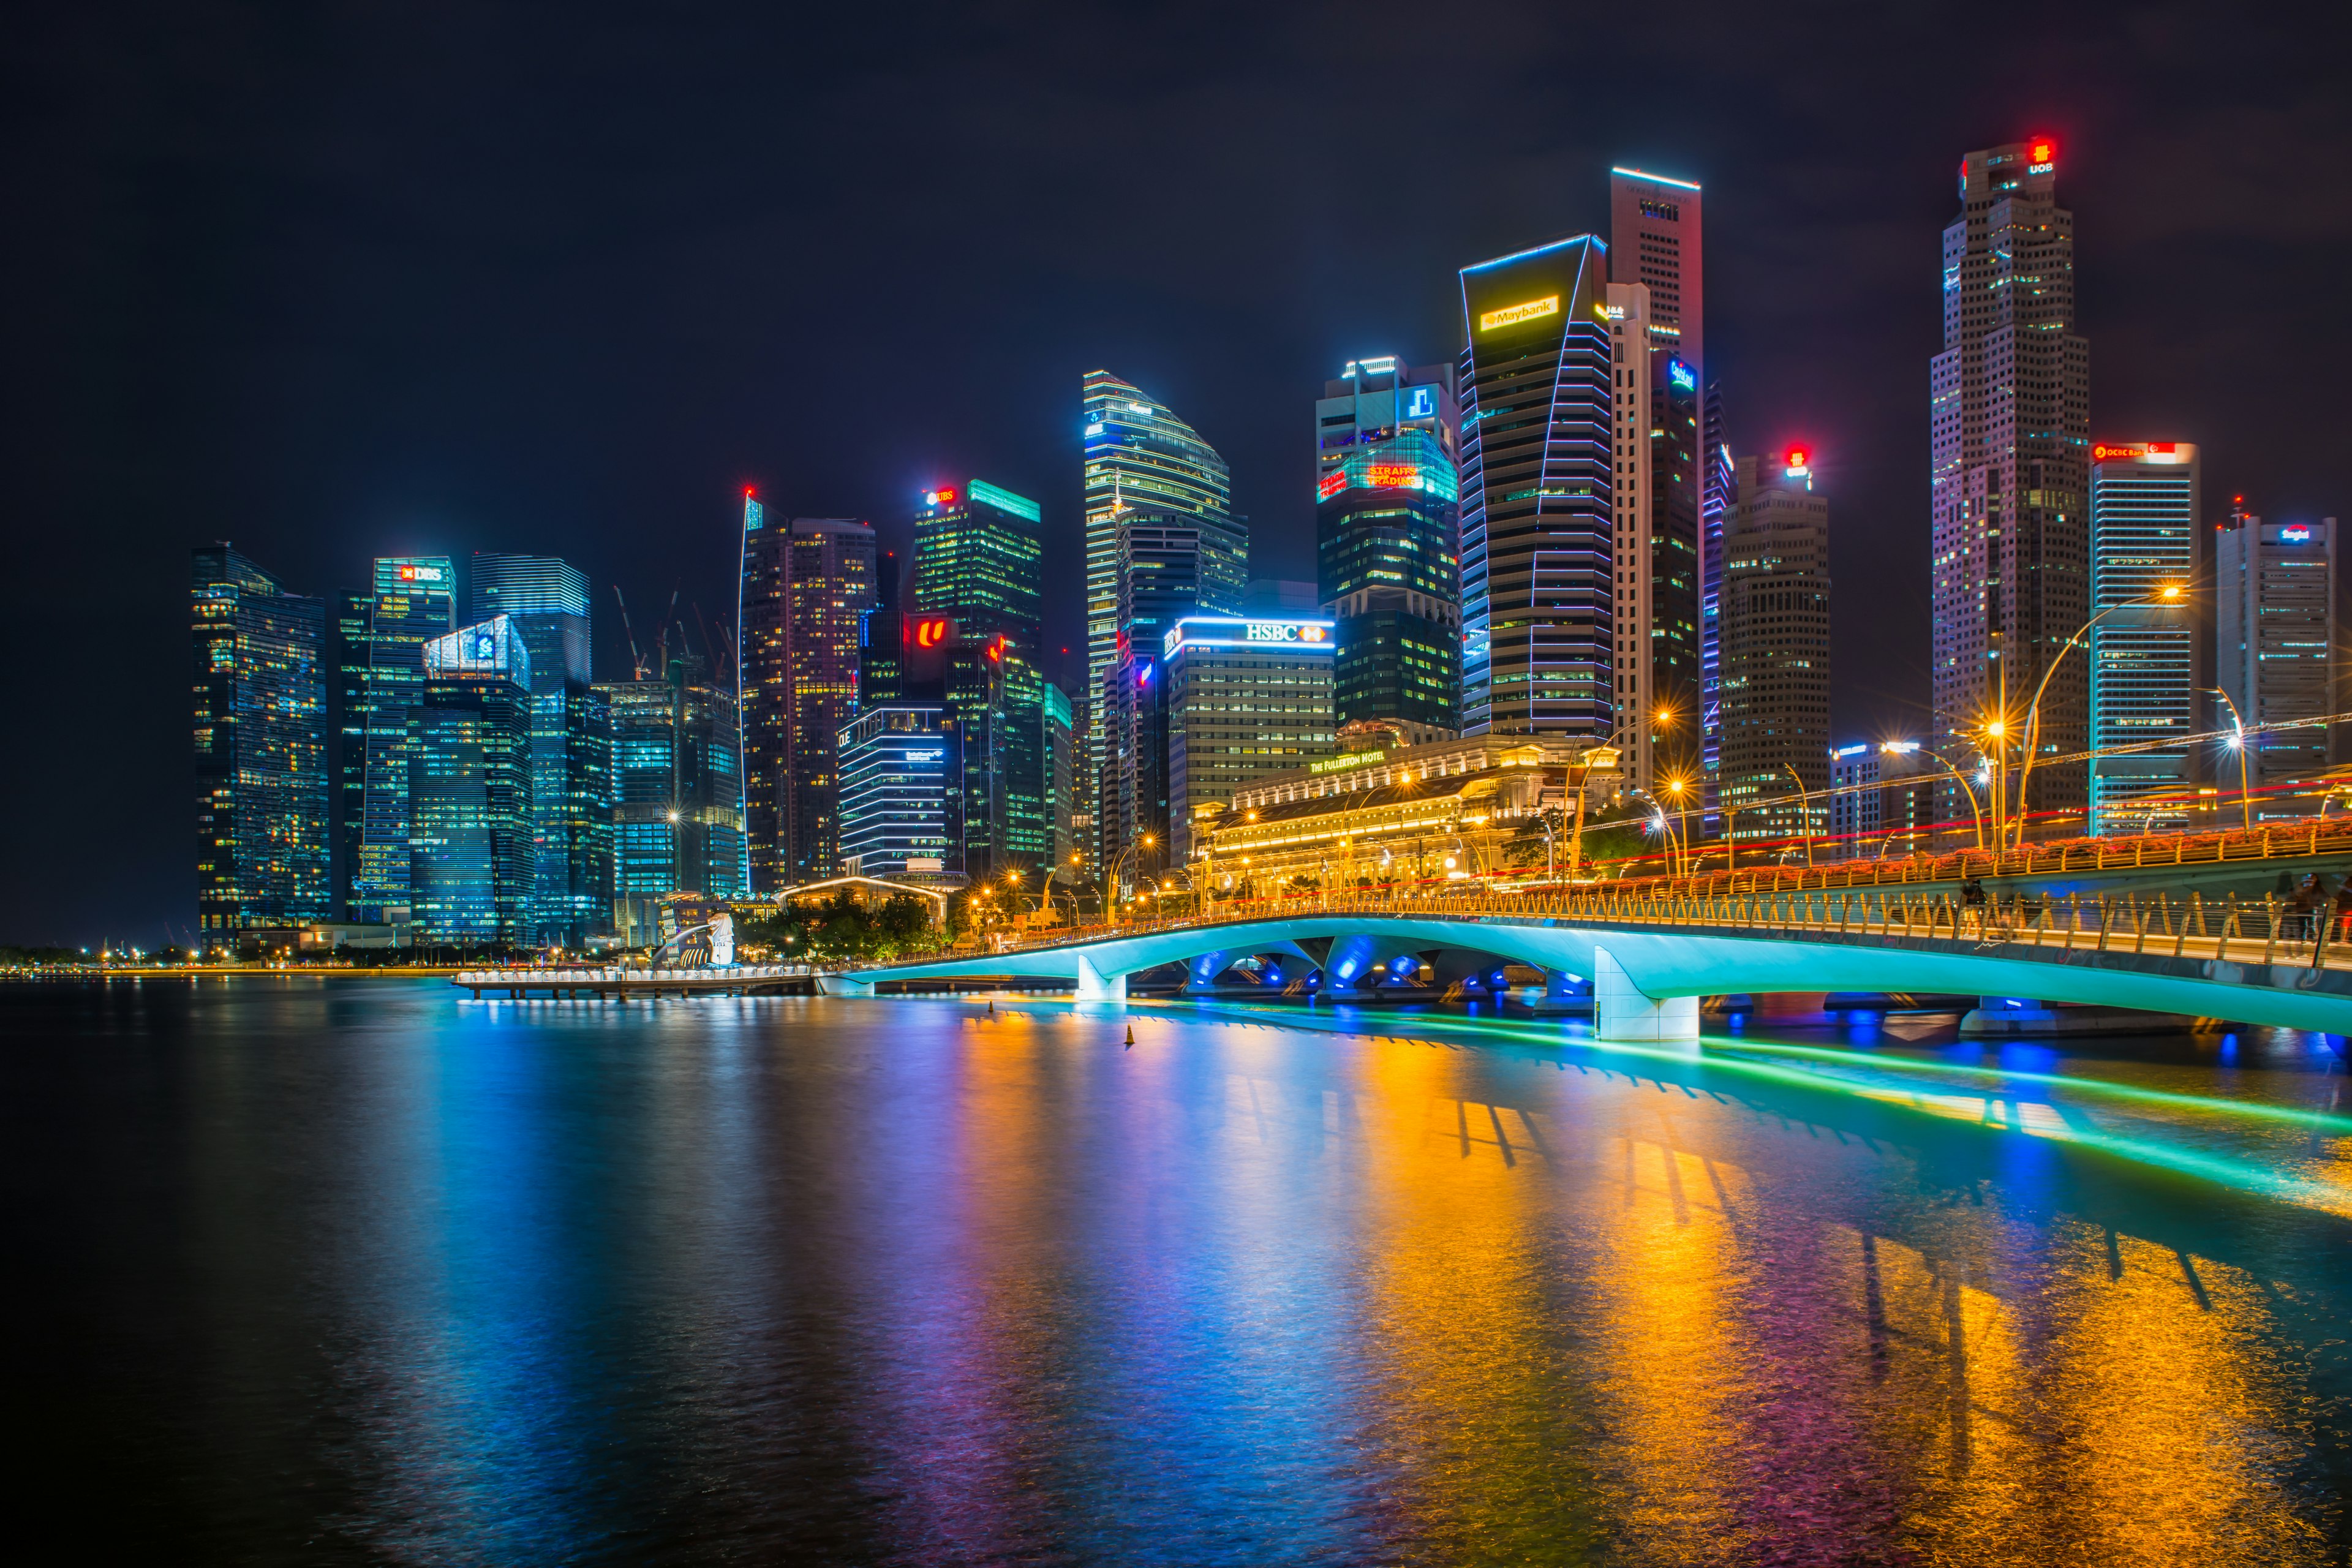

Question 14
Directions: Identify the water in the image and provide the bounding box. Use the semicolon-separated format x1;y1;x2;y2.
9;978;2352;1564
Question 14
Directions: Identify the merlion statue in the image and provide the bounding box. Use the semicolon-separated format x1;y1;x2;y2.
709;911;735;967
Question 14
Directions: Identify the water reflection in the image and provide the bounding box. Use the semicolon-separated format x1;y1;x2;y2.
4;979;2350;1564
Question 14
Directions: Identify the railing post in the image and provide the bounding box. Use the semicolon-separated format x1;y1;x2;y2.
2264;895;2280;966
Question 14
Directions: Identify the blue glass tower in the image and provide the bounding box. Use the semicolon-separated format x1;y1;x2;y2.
471;552;611;946
194;545;331;931
409;617;535;946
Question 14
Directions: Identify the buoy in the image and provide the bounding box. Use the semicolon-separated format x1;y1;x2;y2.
1124;1025;1135;1048
987;998;996;1017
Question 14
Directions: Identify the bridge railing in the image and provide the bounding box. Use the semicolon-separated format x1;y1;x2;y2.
848;879;2352;978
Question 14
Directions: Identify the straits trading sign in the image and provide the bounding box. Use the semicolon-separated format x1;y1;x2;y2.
1477;294;1559;333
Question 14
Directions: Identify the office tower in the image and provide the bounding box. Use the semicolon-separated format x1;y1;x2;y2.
1457;234;1615;739
469;551;609;946
1600;283;1702;791
835;706;960;880
1042;684;1076;876
916;480;1048;880
2087;443;2205;835
1313;356;1461;733
1929;137;2089;830
333;556;456;919
1096;519;1219;873
1165;615;1338;861
1082;371;1243;862
595;653;749;944
741;501;877;891
1701;383;1732;824
407;617;535;946
1099;649;1170;891
741;500;878;890
2218;510;2346;814
1720;453;1833;845
192;545;330;931
1610;168;1703;381
1828;741;1927;858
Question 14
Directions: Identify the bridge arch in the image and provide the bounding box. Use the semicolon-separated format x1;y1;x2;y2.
826;910;2352;1040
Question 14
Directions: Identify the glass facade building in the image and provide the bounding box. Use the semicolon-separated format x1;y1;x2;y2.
1929;138;2090;827
595;655;748;943
1082;371;1243;864
334;556;456;919
2218;509;2346;816
1164;616;1339;862
1457;234;1616;739
835;705;960;879
1719;456;1833;843
408;617;536;946
741;502;877;891
1313;358;1461;733
193;545;331;930
916;480;1047;880
470;551;610;946
2087;443;2204;834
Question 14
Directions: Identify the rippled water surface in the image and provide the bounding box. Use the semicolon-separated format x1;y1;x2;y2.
9;978;2352;1564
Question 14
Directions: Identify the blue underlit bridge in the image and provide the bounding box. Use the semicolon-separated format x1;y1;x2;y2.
821;876;2352;1041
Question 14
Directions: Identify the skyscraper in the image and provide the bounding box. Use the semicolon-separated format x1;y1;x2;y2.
1097;518;1219;872
1082;371;1243;862
408;617;535;946
1930;136;2089;832
1457;234;1615;739
2087;442;2205;834
1599;282;1701;791
1720;453;1833;845
333;556;455;919
470;552;610;946
1609;168;1703;380
916;480;1047;881
1164;614;1338;862
193;545;330;932
595;653;749;944
741;498;877;891
2218;510;2346;815
1313;357;1461;732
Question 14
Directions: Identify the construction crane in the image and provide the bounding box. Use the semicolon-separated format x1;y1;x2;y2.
611;586;650;679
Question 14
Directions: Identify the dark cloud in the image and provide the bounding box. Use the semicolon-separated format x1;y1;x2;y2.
4;0;2348;939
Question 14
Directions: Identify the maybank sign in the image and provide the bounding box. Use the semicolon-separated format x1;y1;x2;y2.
1477;295;1559;333
1164;617;1336;655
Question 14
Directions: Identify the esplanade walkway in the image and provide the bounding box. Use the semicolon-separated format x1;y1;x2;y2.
824;824;2352;1041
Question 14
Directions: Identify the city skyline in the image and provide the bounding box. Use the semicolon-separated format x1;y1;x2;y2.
13;3;2351;940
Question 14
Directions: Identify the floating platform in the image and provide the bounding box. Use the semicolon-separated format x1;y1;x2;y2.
451;965;816;1000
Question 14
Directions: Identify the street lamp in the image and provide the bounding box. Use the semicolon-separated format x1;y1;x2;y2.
2010;584;2187;846
1913;743;1988;852
1781;764;1816;868
1106;834;1157;922
2201;687;2255;832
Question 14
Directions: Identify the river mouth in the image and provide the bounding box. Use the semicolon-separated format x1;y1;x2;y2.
10;976;2352;1564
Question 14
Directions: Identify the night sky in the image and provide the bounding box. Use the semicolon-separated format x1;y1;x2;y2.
7;2;2348;944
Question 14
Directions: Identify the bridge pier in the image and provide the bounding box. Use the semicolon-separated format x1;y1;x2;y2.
1074;954;1126;1003
1591;946;1698;1044
1530;967;1592;1016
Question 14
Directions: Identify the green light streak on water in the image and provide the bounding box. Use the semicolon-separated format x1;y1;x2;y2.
1088;996;2352;1220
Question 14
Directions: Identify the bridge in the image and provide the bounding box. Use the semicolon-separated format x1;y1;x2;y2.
821;869;2352;1041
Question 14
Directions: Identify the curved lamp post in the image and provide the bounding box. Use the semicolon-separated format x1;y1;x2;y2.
2010;584;2186;847
2200;687;2255;832
1913;744;1988;852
